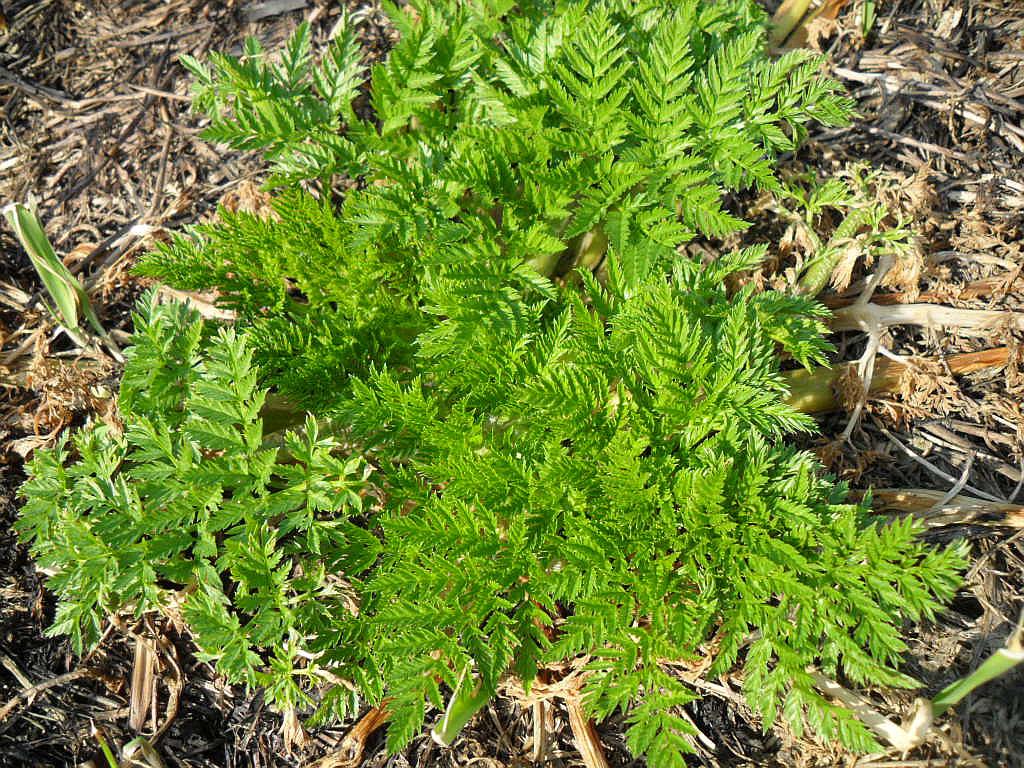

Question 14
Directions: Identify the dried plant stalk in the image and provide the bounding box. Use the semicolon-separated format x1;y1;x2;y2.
830;302;1024;336
565;696;610;768
851;488;1024;528
305;704;391;768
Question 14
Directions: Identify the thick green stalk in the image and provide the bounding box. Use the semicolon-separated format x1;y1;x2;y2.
430;665;491;746
931;610;1023;716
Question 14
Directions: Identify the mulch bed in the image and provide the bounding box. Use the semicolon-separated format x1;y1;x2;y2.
1;0;1022;766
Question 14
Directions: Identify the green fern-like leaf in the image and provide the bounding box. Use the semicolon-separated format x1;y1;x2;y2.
20;3;970;767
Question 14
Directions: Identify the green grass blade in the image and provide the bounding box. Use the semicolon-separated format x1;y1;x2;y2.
3;202;80;330
931;610;1024;716
3;201;122;360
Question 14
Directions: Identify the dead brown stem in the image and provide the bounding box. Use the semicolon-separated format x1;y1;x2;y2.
303;704;391;768
564;695;610;768
849;488;1024;528
823;274;1022;309
0;667;89;722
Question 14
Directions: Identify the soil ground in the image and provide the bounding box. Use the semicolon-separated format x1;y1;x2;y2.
1;0;1022;766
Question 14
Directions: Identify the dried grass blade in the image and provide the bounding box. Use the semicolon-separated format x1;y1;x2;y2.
129;637;156;733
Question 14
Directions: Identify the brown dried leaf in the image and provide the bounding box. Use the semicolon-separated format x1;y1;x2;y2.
219;179;274;217
281;706;312;754
829;241;863;294
64;241;97;268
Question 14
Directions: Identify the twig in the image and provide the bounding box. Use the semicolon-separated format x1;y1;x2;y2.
928;451;974;514
145;109;175;221
59;47;171;206
0;668;89;722
0;65;74;101
108;21;213;48
916;425;1021;485
1009;454;1024;504
852;124;975;163
0;655;33;690
677;706;716;752
128;84;193;102
877;426;1002;502
485;703;517;757
839;251;894;440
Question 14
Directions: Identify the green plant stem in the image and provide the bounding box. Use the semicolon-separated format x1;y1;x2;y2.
92;725;119;768
430;665;491;746
796;206;874;296
930;610;1024;716
769;0;813;47
782;347;1008;413
122;737;168;768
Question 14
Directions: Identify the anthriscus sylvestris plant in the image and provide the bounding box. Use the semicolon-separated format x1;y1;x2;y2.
17;0;966;764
